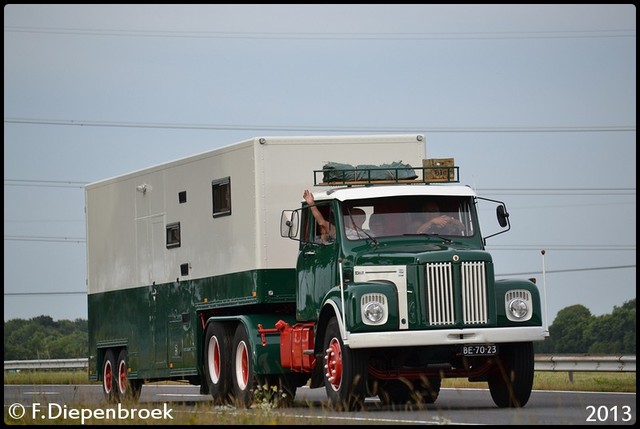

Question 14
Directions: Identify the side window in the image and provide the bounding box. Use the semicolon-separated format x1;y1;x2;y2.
310;202;334;243
300;207;313;242
166;222;181;248
212;177;231;218
458;200;474;236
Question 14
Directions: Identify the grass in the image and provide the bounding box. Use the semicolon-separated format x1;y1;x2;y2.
4;370;95;386
4;371;635;425
4;370;636;393
442;371;636;393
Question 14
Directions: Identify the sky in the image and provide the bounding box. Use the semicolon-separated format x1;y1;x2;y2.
3;4;636;325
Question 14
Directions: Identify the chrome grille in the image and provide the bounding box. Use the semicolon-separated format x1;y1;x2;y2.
461;261;488;324
425;262;454;325
425;261;488;326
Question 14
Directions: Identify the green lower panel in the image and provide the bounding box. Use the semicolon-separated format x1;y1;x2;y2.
87;268;296;382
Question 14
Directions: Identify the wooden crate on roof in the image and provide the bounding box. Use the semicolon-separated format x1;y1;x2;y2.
423;158;455;182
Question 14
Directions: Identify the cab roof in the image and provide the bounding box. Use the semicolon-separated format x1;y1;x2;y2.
311;184;477;202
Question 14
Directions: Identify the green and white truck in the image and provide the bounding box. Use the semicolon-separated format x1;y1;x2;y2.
85;133;548;410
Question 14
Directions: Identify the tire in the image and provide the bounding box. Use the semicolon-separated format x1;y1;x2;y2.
204;322;233;405
488;342;534;408
377;379;412;407
378;376;441;407
231;323;257;408
256;374;297;408
116;349;142;402
322;317;368;411
413;375;441;404
102;349;118;403
275;374;299;408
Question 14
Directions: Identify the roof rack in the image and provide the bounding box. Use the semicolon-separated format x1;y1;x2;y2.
313;165;459;186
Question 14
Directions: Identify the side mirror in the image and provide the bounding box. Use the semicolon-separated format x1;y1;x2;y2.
497;205;509;228
477;196;511;241
280;210;299;239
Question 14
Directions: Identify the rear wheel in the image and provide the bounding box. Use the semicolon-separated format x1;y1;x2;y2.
116;349;142;402
488;342;534;408
231;323;257;408
204;322;233;405
322;317;368;411
102;349;117;403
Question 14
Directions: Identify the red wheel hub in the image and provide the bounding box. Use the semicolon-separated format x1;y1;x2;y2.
118;360;127;393
324;337;343;390
104;361;112;393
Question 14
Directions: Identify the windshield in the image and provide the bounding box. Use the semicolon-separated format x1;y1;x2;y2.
341;195;475;240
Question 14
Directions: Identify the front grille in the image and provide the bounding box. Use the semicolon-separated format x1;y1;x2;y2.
461;261;488;324
425;263;454;325
426;261;488;326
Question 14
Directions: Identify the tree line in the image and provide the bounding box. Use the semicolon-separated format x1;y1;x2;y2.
3;299;636;360
535;298;635;354
4;316;87;361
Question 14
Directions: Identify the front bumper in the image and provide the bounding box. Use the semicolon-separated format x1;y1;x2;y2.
345;326;548;349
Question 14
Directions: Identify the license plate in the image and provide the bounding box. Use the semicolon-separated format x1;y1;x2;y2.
462;344;497;356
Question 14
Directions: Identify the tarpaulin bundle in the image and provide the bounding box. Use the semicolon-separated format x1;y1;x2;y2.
321;161;418;182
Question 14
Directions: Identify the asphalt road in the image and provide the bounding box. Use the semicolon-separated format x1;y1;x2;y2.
4;384;636;425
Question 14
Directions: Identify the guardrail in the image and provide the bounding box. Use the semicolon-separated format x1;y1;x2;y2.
535;355;635;372
4;355;636;372
4;358;88;371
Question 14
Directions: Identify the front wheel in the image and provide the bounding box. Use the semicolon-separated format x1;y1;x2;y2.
413;376;441;404
377;379;412;406
322;317;368;411
488;342;534;408
377;376;441;406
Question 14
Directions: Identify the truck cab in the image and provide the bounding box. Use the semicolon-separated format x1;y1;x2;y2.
294;185;483;320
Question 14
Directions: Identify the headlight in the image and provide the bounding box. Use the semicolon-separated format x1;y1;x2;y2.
361;293;388;325
505;290;533;322
509;299;528;318
364;302;384;323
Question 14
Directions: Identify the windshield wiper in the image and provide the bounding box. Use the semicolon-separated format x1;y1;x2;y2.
346;210;379;247
404;232;452;244
358;226;379;247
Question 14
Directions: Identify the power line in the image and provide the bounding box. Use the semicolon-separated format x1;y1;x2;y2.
3;117;636;133
5;291;85;296
4;219;84;223
477;190;635;196
4;179;86;188
477;188;635;192
488;245;635;251
4;264;635;297
4;179;636;194
496;264;635;277
4;235;85;243
4;233;635;254
4;26;636;40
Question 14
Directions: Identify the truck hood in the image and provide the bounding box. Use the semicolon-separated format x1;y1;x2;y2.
352;242;492;266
